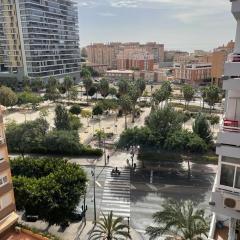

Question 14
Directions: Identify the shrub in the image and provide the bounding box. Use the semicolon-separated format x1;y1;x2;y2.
69;104;82;115
93;104;103;116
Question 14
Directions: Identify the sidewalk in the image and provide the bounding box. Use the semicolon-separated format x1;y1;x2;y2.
79;221;144;240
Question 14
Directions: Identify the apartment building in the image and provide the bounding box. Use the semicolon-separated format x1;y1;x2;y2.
86;42;164;70
208;1;240;240
0;0;81;82
104;70;134;82
0;107;18;237
174;63;212;86
212;41;235;86
86;43;121;70
117;49;154;71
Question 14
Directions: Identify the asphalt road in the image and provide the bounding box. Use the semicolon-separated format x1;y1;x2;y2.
81;163;215;240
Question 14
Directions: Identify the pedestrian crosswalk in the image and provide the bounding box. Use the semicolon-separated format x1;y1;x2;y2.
100;168;130;221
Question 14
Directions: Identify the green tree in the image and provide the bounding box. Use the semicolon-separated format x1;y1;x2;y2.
93;104;103;116
95;129;106;147
45;86;60;102
83;77;93;100
118;79;129;96
205;85;220;113
0;86;18;107
12;157;87;226
54;105;71;130
136;78;146;95
129;84;141;123
6;118;49;157
182;84;195;109
145;106;183;145
146;200;209;240
69;114;82;130
63;76;74;99
47;76;58;89
81;109;92;127
18;91;43;109
90;211;132;240
80;67;91;79
69;105;82;115
69;87;78;101
99;78;109;98
31;77;44;92
109;87;117;97
119;95;132;129
88;85;97;98
192;113;213;144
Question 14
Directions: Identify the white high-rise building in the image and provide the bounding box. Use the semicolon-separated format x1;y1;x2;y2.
0;0;81;82
209;1;240;240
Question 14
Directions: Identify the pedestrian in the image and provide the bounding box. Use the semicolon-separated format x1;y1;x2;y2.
107;154;110;163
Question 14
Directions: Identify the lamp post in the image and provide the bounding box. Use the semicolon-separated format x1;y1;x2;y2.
102;128;107;166
130;145;140;168
88;159;97;224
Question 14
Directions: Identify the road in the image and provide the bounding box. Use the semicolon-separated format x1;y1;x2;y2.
81;153;216;240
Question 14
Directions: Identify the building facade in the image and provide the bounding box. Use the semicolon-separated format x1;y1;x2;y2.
86;42;164;70
208;1;240;240
212;41;235;86
117;49;154;71
0;107;18;237
104;70;134;82
174;63;212;86
0;0;81;81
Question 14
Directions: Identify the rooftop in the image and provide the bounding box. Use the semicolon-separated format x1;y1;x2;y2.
106;70;134;74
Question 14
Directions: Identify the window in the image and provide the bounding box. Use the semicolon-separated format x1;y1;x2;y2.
0;175;8;187
235;168;240;189
220;164;235;187
0;193;11;210
0;153;3;162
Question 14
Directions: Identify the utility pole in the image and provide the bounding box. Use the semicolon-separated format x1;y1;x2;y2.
91;165;96;223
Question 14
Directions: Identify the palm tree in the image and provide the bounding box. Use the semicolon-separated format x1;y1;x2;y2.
83;77;93;101
119;95;132;129
99;78;109;98
146;200;209;240
90;211;132;240
118;79;129;96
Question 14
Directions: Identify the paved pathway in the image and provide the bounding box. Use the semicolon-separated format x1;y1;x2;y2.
100;168;131;221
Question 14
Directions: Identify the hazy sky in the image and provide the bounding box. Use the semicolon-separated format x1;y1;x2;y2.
78;0;236;52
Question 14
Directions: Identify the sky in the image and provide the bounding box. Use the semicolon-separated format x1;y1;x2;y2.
78;0;236;52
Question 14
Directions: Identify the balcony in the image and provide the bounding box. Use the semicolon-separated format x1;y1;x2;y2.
217;119;240;146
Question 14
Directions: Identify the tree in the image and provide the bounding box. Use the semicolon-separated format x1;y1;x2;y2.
81;109;92;127
129;84;141;123
152;82;172;109
18;91;43;109
69;105;82;115
119;95;132;129
80;67;91;80
145;106;183;145
12;157;87;226
109;87;117;97
136;79;146;95
45;86;60;102
99;78;109;98
192;113;212;144
118;79;129;96
63;76;74;99
31;78;44;92
69;114;82;130
93;104;103;116
6;118;49;157
83;77;93;100
0;86;18;107
54;105;71;130
182;84;195;109
95;129;106;147
44;130;81;155
204;85;220;113
146;200;209;240
47;76;58;89
88;85;97;98
90;211;132;240
69;87;78;101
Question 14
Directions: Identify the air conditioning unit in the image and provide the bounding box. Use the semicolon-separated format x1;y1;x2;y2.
223;197;240;210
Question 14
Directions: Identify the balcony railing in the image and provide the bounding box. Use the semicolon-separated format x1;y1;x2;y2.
222;119;240;132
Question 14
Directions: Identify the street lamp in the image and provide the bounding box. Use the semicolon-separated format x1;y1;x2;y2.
102;128;107;166
130;145;140;168
88;159;97;224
